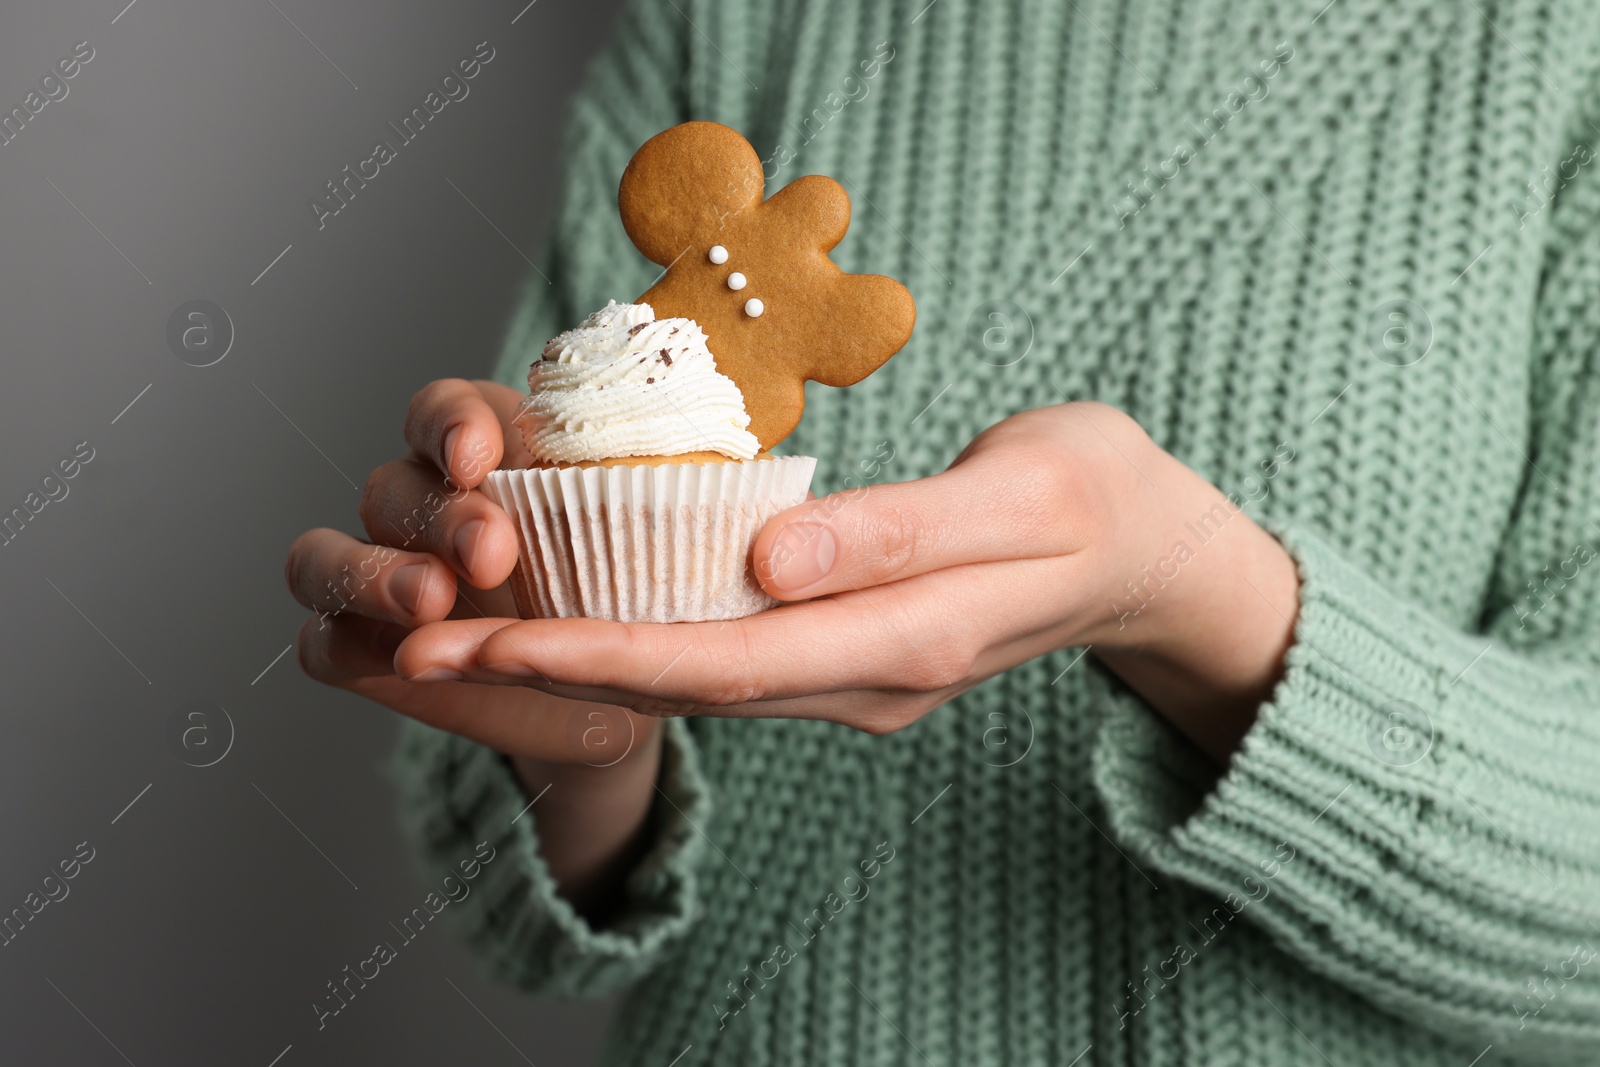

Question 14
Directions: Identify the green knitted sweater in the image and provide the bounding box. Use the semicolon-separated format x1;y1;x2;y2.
393;0;1600;1063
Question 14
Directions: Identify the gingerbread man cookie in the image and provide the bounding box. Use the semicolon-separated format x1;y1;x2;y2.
620;121;916;449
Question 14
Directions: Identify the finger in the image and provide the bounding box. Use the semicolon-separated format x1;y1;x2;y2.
398;583;973;707
403;378;507;488
493;679;956;736
296;613;411;685
454;550;1094;701
473;378;534;469
285;527;455;625
750;443;1082;601
306;642;655;765
402;610;976;733
450;579;518;620
359;458;518;589
351;672;656;766
299;613;658;763
392;615;526;683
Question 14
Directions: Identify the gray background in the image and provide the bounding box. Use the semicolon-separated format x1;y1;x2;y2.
0;1;624;1063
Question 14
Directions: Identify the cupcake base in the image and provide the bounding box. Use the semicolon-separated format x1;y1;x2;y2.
482;455;816;623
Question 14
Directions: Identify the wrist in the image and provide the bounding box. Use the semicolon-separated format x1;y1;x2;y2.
1080;435;1210;650
510;723;666;920
510;718;664;811
1085;443;1301;761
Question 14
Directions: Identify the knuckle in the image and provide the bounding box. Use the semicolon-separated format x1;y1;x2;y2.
616;624;769;711
855;715;901;737
671;625;764;706
905;659;965;693
701;635;765;705
629;697;701;718
406;378;474;458
1084;399;1147;436
704;674;763;707
866;501;925;581
295;620;337;685
1078;401;1152;456
854;695;929;736
358;460;409;539
901;634;974;692
1007;453;1077;538
285;529;331;600
964;417;1011;451
357;469;385;532
407;379;459;426
284;534;311;595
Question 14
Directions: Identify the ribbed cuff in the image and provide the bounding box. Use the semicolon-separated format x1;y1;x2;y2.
391;717;710;998
1094;518;1497;888
1091;520;1600;1053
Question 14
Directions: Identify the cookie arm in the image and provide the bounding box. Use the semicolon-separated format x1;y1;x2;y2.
761;176;915;390
761;174;851;253
806;273;918;389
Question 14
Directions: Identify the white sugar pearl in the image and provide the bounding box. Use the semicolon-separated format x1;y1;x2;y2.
727;271;747;291
744;298;764;317
708;245;728;264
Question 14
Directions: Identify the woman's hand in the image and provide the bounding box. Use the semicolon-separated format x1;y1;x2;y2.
285;377;658;767
397;402;1301;762
285;378;664;918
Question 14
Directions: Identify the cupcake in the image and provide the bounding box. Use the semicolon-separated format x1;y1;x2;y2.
482;120;915;625
481;300;815;622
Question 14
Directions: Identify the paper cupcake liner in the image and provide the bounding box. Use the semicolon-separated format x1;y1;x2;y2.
482;455;817;623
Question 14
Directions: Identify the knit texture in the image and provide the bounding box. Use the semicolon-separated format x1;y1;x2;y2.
392;1;1600;1063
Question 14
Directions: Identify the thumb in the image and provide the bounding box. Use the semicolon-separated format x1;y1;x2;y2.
751;446;1071;600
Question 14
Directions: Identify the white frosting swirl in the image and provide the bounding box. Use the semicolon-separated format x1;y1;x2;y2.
515;301;760;464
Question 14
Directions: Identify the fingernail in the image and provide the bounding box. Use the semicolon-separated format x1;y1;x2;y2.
406;667;461;683
442;425;461;476
454;519;486;574
390;563;431;616
766;522;837;593
482;661;541;678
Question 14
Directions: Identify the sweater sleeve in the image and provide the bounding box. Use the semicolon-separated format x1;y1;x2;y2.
391;717;711;996
1092;138;1600;1057
391;0;710;998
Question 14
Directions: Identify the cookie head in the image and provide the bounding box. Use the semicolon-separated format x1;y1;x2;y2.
619;121;916;450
